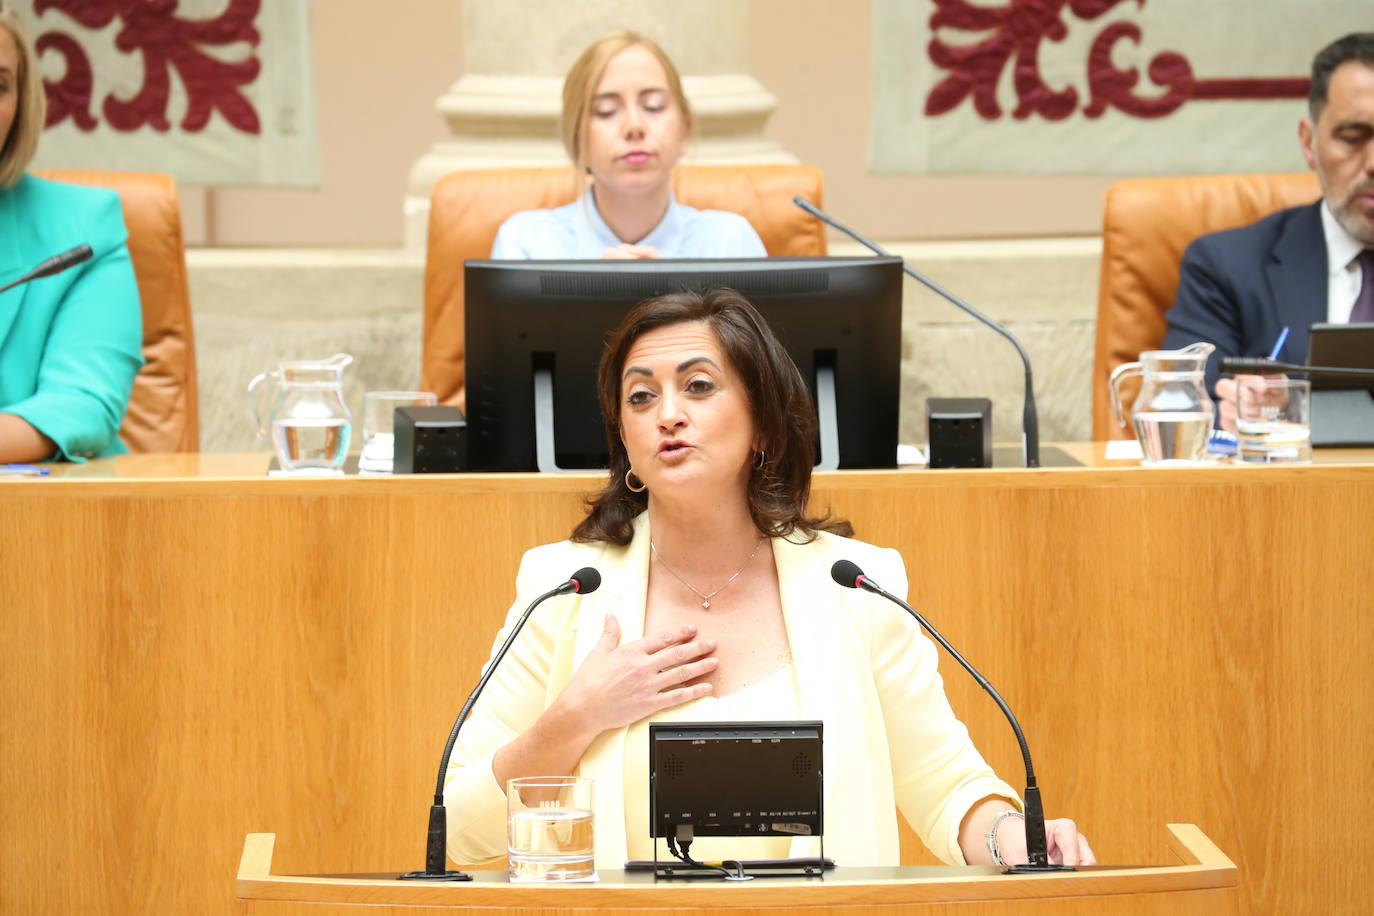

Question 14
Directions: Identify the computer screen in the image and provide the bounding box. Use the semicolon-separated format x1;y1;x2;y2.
1307;322;1374;390
463;257;904;472
649;721;823;840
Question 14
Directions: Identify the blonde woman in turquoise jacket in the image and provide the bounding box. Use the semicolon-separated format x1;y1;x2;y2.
0;6;142;462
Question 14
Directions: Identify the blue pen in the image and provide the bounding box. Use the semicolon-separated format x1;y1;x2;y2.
1268;326;1290;361
0;463;51;476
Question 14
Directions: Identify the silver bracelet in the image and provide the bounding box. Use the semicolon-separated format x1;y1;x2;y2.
985;809;1025;867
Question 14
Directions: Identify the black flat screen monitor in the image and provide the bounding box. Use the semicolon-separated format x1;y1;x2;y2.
1307;322;1374;390
649;721;823;840
1306;322;1374;448
463;257;903;472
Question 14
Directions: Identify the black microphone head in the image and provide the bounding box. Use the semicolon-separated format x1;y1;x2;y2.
1218;356;1292;376
569;567;601;594
59;244;94;269
1218;356;1255;374
830;559;864;589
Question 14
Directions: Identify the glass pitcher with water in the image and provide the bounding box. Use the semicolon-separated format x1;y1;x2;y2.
247;354;354;472
1109;342;1215;465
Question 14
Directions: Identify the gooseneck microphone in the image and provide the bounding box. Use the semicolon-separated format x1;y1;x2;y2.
399;566;602;881
793;197;1041;468
831;559;1070;873
0;245;94;294
1219;356;1374;379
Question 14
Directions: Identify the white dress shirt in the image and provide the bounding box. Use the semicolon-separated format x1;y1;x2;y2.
1320;201;1368;324
490;189;767;260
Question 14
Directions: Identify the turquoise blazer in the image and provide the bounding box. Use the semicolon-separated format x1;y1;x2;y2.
0;174;143;459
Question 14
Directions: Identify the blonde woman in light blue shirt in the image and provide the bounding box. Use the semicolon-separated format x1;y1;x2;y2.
491;31;766;261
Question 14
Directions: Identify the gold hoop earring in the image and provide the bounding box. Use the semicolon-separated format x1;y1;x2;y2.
625;468;647;492
753;450;767;470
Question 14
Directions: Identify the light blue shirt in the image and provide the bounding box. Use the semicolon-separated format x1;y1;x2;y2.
490;190;767;260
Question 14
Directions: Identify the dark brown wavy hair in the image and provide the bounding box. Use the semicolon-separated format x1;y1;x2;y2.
571;288;851;545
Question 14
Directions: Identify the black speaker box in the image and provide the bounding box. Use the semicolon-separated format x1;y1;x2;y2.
394;405;467;473
926;397;992;469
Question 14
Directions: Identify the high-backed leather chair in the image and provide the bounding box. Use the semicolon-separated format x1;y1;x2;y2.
422;164;828;408
34;169;199;453
1092;172;1320;439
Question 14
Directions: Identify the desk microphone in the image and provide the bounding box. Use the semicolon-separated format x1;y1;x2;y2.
0;245;94;294
1218;357;1374;379
831;559;1070;873
399;566;602;881
793;197;1041;468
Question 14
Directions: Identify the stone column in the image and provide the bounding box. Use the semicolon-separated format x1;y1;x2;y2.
403;0;797;248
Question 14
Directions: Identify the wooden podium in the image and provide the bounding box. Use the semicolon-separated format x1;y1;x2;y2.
8;452;1368;913
236;825;1237;914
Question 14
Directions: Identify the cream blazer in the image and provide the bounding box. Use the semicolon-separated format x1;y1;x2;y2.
443;513;1019;868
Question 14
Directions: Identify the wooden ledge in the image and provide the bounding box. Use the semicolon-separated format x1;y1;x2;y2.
237;825;1237;910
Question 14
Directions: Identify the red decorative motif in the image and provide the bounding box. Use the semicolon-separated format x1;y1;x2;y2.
1081;20;1191;119
926;0;1308;122
37;0;262;134
35;30;98;130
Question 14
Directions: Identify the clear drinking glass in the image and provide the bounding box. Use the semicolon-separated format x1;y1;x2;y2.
1237;377;1312;464
507;776;595;882
359;391;437;473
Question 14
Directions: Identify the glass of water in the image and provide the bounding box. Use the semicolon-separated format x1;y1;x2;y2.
359;391;437;474
1237;377;1311;464
507;776;595;882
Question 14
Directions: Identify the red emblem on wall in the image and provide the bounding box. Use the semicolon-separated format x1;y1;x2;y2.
37;0;262;134
926;0;1309;121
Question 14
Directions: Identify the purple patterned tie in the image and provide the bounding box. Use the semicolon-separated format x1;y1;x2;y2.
1353;249;1374;323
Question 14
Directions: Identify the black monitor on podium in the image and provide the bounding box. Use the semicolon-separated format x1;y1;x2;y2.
462;257;903;472
1307;322;1374;447
646;720;826;878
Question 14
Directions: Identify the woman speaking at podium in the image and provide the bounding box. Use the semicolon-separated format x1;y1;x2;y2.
0;5;142;463
443;289;1094;869
490;31;766;260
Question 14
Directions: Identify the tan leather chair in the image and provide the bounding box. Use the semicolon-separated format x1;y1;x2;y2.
422;164;828;408
1092;172;1321;439
34;169;198;453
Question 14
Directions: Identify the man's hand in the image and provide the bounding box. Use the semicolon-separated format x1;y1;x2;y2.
1214;375;1249;433
1218;374;1292;433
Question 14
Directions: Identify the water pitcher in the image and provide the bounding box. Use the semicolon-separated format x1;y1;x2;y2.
1109;342;1215;465
247;354;354;472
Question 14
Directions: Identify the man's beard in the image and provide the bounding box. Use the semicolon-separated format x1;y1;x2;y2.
1330;182;1374;246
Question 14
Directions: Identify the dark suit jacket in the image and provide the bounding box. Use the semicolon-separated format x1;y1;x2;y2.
1162;201;1327;396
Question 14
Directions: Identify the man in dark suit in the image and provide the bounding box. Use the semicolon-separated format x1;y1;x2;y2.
1163;32;1374;430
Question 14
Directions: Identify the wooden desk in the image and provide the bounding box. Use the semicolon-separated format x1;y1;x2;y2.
2;450;1370;914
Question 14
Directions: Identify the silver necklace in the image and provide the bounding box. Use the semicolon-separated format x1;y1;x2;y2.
650;539;763;609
